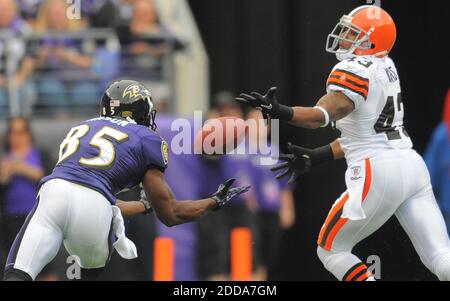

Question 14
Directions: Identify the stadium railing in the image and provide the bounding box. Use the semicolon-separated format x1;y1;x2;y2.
0;29;180;118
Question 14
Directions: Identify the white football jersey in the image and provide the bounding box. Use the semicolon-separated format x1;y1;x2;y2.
326;55;413;166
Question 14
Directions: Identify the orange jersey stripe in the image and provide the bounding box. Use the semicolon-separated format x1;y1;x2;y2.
333;68;369;81
327;78;369;98
345;265;367;281
330;70;369;87
317;192;349;245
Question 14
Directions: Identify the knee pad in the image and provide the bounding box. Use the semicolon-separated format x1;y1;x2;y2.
317;245;331;265
317;246;355;268
316;246;366;281
430;248;450;281
316;246;351;277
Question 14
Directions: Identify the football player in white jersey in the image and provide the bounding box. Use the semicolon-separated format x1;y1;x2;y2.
236;5;450;281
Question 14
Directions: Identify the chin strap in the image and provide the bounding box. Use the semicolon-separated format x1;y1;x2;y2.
336;48;357;61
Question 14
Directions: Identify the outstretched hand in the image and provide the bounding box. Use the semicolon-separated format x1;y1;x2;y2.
235;87;280;120
211;178;251;211
270;143;319;184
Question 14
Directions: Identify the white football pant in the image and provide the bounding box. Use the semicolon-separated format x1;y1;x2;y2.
317;149;450;281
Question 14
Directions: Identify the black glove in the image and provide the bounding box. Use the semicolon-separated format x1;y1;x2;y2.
211;178;251;211
235;87;293;121
139;184;153;215
270;142;334;184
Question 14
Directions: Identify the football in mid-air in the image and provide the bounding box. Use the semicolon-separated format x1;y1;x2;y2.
194;116;246;155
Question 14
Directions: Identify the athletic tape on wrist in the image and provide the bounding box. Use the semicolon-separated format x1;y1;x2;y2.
314;106;330;128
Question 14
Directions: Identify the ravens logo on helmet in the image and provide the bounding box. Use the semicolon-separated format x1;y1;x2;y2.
100;79;157;130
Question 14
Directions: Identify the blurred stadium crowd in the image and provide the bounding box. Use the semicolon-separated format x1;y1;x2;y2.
0;0;296;281
0;0;188;117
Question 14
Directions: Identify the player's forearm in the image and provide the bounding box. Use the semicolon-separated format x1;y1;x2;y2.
287;92;355;129
289;106;326;129
311;139;344;164
166;198;217;226
115;200;146;217
330;139;345;160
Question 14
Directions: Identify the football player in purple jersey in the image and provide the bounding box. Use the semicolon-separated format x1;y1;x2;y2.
4;80;250;281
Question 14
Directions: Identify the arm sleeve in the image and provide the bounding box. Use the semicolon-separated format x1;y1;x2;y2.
326;59;371;110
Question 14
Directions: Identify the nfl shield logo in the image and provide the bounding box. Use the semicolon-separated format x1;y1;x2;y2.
351;166;361;177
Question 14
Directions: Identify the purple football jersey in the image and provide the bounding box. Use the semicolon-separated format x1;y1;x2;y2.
40;117;169;204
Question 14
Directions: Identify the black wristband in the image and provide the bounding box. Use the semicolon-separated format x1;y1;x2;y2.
211;196;221;211
140;199;153;215
314;144;334;164
276;104;294;121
